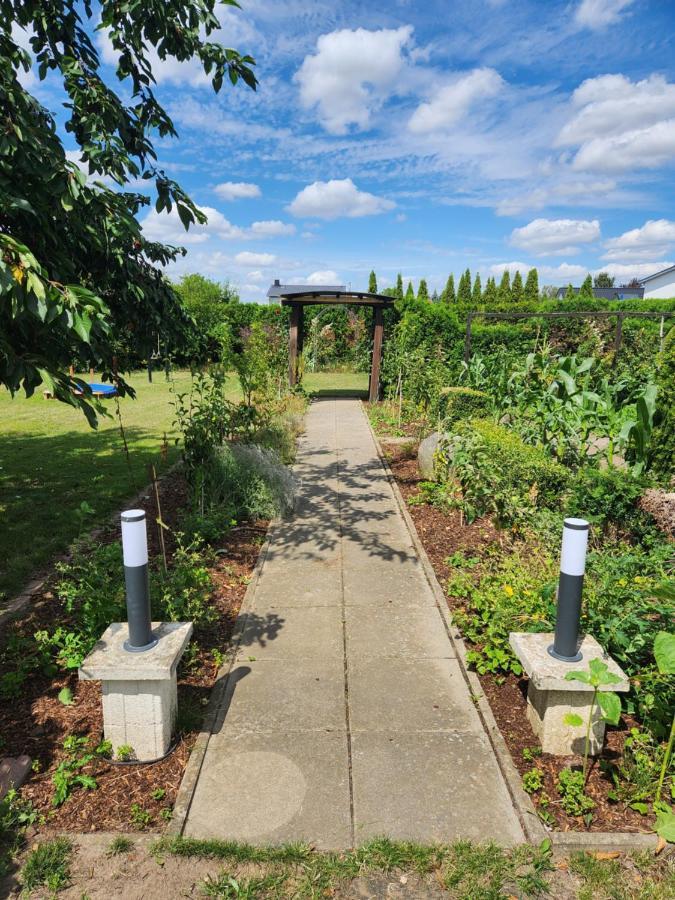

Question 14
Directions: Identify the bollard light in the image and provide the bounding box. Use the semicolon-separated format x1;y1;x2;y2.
121;510;157;652
548;517;589;663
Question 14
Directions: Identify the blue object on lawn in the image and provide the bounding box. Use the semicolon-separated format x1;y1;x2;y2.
88;382;117;397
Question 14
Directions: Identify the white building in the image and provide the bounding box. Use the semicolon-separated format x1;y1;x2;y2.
639;264;675;299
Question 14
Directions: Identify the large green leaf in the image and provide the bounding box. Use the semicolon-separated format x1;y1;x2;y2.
597;691;621;726
654;632;675;676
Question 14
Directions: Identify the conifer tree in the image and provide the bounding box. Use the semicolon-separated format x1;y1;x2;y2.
497;270;511;303
564;283;576;301
524;268;539;304
396;273;404;301
457;268;472;304
483;276;497;305
472;273;482;304
442;274;456;303
431;289;439;303
511;270;523;303
579;274;594;299
417;278;429;302
405;280;415;301
368;270;378;293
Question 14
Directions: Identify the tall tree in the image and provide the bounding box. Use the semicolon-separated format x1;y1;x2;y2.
511;270;523;303
579;274;594;299
441;274;456;304
431;289;439;303
0;0;257;423
564;283;576;301
483;276;497;305
417;278;429;302
472;273;482;304
457;268;472;304
524;268;539;304
497;270;512;304
405;280;415;301
368;270;378;293
396;273;404;301
594;272;615;288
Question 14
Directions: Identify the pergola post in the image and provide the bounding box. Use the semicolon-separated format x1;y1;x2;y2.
369;307;384;403
288;303;303;387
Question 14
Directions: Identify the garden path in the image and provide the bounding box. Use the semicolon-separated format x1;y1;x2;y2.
183;399;524;848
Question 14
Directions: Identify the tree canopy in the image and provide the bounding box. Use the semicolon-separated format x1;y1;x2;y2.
0;0;256;423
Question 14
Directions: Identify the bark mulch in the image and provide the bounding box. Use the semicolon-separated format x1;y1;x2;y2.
0;471;267;833
383;438;651;835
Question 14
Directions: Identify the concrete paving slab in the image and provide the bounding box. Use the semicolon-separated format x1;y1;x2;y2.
348;658;481;734
212;659;346;734
236;606;343;660
351;731;523;845
185;730;352;849
345;606;456;659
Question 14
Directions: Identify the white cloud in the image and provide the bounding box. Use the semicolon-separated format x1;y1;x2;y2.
306;270;340;284
574;0;635;30
595;261;673;280
490;261;588;281
489;261;531;277
510;218;600;256
295;26;413;134
246;270;268;283
496;180;617;216
557;74;675;173
234;251;277;266
288;178;395;219
408;68;503;134
603;219;675;261
214;182;261;200
248;220;296;237
142;206;246;244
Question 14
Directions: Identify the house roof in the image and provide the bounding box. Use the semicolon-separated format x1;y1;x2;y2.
555;286;644;299
638;264;675;284
267;279;346;298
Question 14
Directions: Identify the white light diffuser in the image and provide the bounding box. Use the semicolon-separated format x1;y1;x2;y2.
560;518;589;577
121;510;148;568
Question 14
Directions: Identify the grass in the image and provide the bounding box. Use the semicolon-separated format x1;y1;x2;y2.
20;837;72;894
0;368;362;602
106;836;134;857
148;837;675;898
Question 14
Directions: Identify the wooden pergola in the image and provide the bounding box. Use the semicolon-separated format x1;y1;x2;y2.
280;290;395;402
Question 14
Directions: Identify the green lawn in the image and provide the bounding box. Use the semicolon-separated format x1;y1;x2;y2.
0;369;365;601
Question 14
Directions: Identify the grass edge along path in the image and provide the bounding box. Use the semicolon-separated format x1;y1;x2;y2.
11;834;675;898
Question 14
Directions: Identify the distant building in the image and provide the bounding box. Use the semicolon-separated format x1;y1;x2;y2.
266;278;346;303
555;285;644;301
638;264;675;299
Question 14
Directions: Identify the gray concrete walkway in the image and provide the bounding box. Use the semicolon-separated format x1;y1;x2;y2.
184;399;523;848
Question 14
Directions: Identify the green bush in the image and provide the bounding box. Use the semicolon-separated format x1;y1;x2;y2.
439;387;490;424
650;326;675;477
565;467;652;536
438;418;570;526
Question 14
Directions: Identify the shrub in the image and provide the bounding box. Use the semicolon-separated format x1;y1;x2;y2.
650;326;675;477
438;418;570;526
565;467;652;536
439;387;490;424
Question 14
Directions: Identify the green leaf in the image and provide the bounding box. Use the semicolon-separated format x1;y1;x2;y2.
58;687;74;706
654;807;675;843
596;691;621;725
588;657;623;686
563;712;584;727
654;632;675;676
629;802;649;815
565;670;591;685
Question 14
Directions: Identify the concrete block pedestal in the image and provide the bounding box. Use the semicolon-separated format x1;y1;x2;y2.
79;621;192;761
509;633;629;756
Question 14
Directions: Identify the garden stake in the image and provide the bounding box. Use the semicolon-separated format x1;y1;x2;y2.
121;509;157;652
149;463;168;574
549;518;589;662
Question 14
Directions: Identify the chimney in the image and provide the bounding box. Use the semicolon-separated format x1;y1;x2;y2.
274;278;280;286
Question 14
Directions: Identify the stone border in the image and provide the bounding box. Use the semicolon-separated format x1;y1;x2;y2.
367;418;657;854
0;463;181;631
166;519;275;837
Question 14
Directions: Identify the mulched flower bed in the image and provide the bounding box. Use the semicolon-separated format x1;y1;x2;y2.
0;472;267;833
383;438;650;834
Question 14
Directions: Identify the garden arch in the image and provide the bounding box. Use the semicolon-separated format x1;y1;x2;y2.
280;290;395;402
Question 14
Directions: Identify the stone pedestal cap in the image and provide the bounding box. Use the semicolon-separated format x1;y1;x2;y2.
509;632;629;692
79;621;193;682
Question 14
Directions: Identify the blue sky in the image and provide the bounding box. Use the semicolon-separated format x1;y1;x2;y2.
21;0;675;300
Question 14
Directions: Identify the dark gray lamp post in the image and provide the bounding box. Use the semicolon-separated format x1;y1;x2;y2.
121;510;157;652
548;518;589;663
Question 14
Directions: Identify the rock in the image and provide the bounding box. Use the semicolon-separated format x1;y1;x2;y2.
0;755;32;800
418;431;440;481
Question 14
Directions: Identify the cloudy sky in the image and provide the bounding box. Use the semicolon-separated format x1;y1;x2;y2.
31;0;675;298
